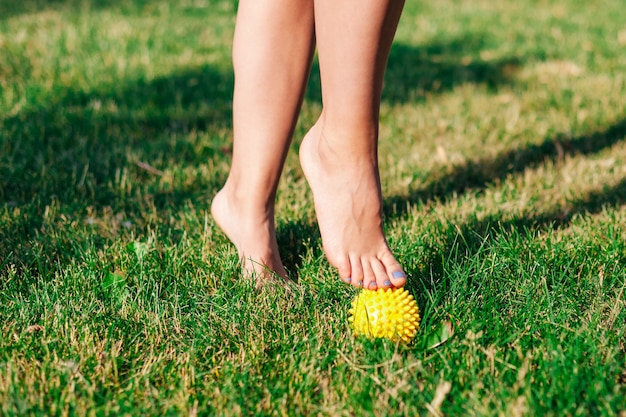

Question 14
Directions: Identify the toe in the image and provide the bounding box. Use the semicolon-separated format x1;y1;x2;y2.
371;259;392;289
362;261;377;290
349;254;364;288
335;254;352;284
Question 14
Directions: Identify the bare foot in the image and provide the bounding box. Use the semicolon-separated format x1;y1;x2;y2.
211;186;289;287
299;120;407;290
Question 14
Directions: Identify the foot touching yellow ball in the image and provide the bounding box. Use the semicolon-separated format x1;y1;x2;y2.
348;287;420;343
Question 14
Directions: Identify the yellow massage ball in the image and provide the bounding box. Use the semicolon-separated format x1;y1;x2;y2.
348;287;420;343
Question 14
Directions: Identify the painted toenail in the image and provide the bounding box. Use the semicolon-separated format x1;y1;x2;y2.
358;281;363;287
383;280;391;287
368;282;377;289
344;277;352;284
392;271;407;279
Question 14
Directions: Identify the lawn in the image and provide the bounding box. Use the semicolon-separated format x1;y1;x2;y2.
1;0;625;415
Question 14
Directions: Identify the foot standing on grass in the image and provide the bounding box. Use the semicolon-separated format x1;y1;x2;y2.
211;0;408;290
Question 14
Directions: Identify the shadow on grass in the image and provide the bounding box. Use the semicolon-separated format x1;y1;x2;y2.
397;117;626;302
403;173;626;309
383;38;521;103
276;221;320;280
0;64;233;272
1;65;233;207
384;117;626;218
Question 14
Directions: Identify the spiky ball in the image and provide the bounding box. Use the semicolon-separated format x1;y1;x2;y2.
348;287;420;343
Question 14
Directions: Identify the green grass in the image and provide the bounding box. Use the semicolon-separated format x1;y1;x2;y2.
1;0;626;415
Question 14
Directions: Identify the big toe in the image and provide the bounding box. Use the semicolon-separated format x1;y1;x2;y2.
389;269;407;287
380;252;407;287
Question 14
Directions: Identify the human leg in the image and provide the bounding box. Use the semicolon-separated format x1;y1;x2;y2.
211;0;315;282
300;0;407;289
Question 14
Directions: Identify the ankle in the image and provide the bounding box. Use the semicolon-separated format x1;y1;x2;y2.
317;118;379;160
220;180;276;217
